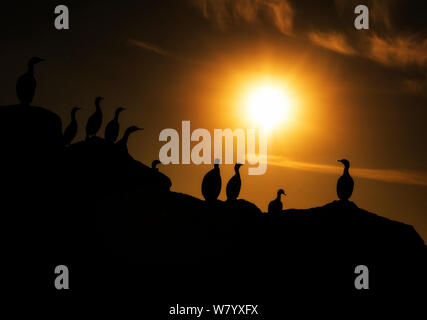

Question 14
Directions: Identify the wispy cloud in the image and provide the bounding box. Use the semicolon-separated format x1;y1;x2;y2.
308;32;356;56
403;76;427;94
367;35;427;68
322;1;427;69
128;39;174;58
370;0;396;31
192;0;294;36
266;155;427;187
128;39;205;65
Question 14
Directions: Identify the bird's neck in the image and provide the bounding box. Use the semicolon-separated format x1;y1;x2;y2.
120;131;132;145
276;193;282;201
343;167;350;175
114;111;121;120
27;64;34;75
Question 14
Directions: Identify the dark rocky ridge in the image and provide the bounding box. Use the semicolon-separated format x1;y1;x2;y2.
1;105;426;295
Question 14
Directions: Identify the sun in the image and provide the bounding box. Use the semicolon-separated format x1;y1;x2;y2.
245;83;293;131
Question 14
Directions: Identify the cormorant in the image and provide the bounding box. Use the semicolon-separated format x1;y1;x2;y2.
226;163;243;201
201;160;221;202
104;107;125;142
152;160;172;191
337;159;354;201
152;160;161;172
16;57;44;105
85;97;103;138
116;125;143;153
268;189;286;214
63;107;81;146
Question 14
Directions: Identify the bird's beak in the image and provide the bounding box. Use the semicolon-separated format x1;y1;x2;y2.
337;160;342;163
137;127;144;131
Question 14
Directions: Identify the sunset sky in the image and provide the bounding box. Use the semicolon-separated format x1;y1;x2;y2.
1;0;426;240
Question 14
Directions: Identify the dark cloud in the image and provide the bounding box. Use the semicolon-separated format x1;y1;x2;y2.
128;39;173;58
367;35;427;67
192;0;294;35
308;31;356;55
193;0;427;71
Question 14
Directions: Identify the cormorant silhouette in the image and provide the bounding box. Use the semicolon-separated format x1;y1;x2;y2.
104;107;125;142
152;160;161;172
63;107;81;146
337;159;354;201
152;160;172;191
201;160;221;202
226;163;243;201
116;125;143;153
268;189;286;214
16;57;44;105
85;97;103;138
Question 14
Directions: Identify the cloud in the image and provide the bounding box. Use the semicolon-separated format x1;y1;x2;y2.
307;32;427;69
192;0;294;36
308;32;356;56
370;0;395;31
128;39;205;65
267;155;427;187
128;39;173;58
264;0;293;35
367;35;427;67
403;76;427;94
327;1;427;69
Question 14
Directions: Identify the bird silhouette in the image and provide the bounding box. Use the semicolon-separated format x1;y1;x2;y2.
226;163;243;201
85;97;103;138
268;189;286;214
202;160;221;202
152;160;162;172
16;57;44;105
104;107;125;142
337;159;354;201
116;125;143;153
152;160;172;191
63;107;81;146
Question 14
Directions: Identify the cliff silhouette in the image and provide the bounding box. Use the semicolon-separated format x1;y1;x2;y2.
1;104;426;295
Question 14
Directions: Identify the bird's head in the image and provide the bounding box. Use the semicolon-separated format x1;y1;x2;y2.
152;159;161;169
116;107;126;113
278;189;286;196
338;159;350;168
95;96;104;106
28;57;44;66
127;125;143;134
71;107;81;113
234;163;243;172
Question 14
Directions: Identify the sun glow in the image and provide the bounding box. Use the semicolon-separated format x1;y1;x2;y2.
245;83;293;130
